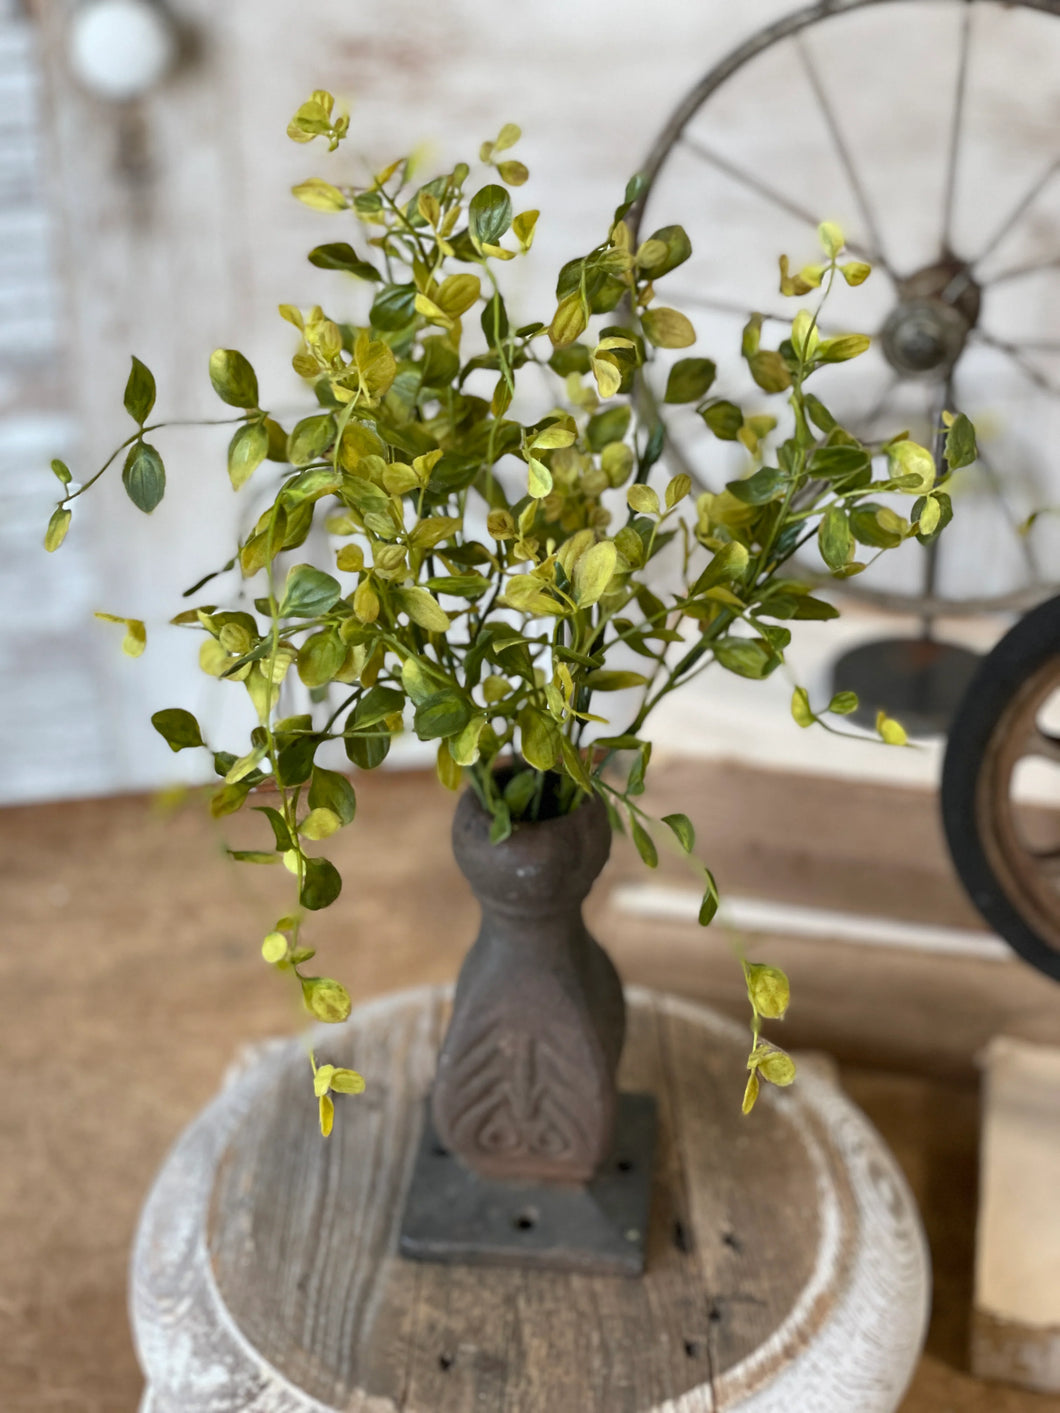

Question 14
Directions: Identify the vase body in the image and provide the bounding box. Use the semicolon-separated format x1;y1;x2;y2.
431;786;625;1184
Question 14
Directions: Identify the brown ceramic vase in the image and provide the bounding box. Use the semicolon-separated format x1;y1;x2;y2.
430;782;625;1184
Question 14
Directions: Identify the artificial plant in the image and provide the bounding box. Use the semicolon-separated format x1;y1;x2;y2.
44;91;975;1132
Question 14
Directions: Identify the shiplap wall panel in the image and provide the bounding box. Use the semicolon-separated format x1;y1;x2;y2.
4;0;1059;801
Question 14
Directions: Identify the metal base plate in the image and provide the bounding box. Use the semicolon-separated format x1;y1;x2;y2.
398;1092;658;1276
832;636;981;737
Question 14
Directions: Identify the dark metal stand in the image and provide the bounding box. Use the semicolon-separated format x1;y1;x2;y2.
399;1092;658;1276
831;635;981;737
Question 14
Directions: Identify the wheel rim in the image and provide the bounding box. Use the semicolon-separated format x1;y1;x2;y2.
632;0;1060;620
975;655;1060;952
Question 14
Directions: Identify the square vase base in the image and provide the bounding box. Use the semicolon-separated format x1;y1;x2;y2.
399;1092;658;1277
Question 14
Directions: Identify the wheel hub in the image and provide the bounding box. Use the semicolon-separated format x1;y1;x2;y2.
880;258;982;379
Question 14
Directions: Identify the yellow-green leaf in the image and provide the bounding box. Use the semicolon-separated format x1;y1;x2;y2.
261;932;288;964
756;1047;797;1087
292;178;349;212
329;1068;365;1094
318;1092;335;1137
627;484;659;515
641;307;696;349
876;710;909;746
44;507;71;552
302;975;352;1023
573;539;617;606
742;1070;760;1115
527;457;552;499
227;421;268;490
791;687;815;729
745;963;790;1020
300;807;342;840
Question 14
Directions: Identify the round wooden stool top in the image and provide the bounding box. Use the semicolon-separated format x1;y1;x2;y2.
132;986;930;1412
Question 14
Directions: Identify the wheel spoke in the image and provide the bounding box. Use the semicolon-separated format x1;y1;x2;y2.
794;32;893;276
853;373;902;439
1027;728;1060;766
975;442;1042;585
985;254;1060;287
941;2;974;255
970;156;1060;270
971;330;1060;397
664;288;852;341
679;133;878;264
1031;849;1060;888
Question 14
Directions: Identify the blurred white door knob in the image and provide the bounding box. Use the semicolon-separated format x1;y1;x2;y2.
68;0;177;101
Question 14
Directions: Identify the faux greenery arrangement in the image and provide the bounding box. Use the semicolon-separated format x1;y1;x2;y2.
44;91;974;1133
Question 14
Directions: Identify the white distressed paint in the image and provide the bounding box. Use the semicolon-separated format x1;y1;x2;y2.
131;985;931;1412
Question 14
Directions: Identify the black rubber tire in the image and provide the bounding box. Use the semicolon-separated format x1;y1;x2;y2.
941;594;1060;979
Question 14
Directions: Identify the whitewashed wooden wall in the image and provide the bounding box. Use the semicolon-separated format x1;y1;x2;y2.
5;0;1060;801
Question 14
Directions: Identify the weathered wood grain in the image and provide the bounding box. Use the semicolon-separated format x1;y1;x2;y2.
972;1037;1060;1393
132;986;929;1412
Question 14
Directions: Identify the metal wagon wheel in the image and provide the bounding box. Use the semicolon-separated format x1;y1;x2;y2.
942;593;1060;977
631;0;1060;729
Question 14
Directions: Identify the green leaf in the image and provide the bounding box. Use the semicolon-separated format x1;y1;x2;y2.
309;766;357;825
519;707;560;771
818;505;854;572
816;333;871;364
641;307;695;349
809;446;871;479
50;458;72;487
297;629;346;687
286;413;334;466
151;707;205;752
726;466;783;505
209;349;259;409
829;690;859;715
227;421;269;490
747;350;791;393
914;490;953;546
300;858;343;912
413;690;471;741
276;733;319;787
945;412;977;471
280;563;341;617
631;817;658;868
849;502;904;550
254;805;294;852
123;356;156;424
664;357;716;404
469;184;512;246
370;283;417;332
698;867;719;925
308;242;381;280
44;507;71;552
661;812;695;853
345;732;390;770
587;404;631;452
584;669;648;690
701;400;743;441
713;637;776;679
352;684;406;726
122;441;166;513
394;586;451;632
637;224;692;278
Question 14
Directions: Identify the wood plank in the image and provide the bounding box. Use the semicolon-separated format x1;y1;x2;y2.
972;1038;1060;1393
144;989;928;1411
